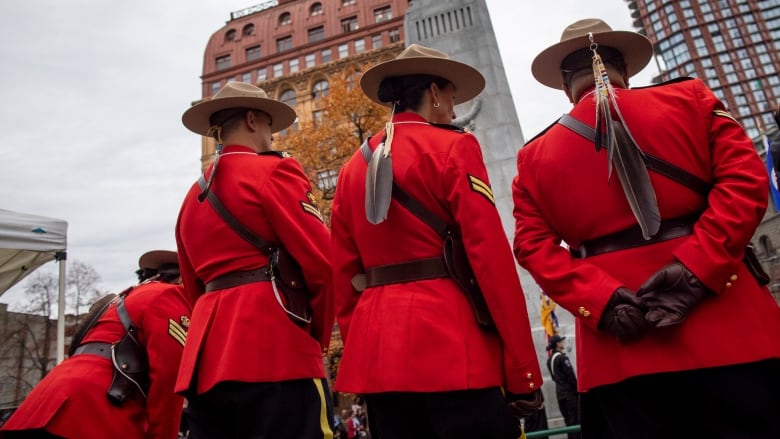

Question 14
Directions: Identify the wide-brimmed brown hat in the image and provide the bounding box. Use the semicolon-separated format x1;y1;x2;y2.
360;43;485;106
532;18;653;90
138;250;178;270
182;82;297;135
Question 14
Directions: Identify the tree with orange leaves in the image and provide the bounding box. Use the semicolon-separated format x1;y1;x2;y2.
275;70;388;224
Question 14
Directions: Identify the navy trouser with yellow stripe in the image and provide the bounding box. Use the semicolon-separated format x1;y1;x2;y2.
185;378;334;439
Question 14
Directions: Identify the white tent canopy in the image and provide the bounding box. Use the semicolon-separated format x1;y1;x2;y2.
0;208;68;363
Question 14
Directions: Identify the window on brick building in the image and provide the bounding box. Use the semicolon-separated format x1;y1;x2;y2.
372;33;383;49
355;38;365;53
338;43;349;59
246;45;261;62
309;26;325;43
280;89;297;106
346;70;360;90
216;55;231;71
312;80;330;99
317;168;338;190
277;36;293;53
341;16;358;33
310;2;323;16
243;24;254;36
226;29;237;41
312;109;324;127
389;28;400;43
279;12;292;26
374;6;392;23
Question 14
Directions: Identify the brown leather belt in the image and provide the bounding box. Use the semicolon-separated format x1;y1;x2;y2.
205;267;272;292
572;214;698;259
366;257;450;287
72;342;112;359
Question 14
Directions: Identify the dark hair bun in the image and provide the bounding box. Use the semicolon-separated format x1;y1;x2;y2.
377;77;403;103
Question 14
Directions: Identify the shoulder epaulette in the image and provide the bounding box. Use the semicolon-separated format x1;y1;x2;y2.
258;150;292;158
524;118;560;145
430;122;466;133
632;76;694;90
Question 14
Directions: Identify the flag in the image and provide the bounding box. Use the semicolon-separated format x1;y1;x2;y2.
765;133;780;212
540;292;559;338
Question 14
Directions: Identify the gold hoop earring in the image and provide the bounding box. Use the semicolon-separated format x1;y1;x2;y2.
433;102;440;108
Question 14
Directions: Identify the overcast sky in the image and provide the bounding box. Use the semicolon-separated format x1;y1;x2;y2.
0;0;654;307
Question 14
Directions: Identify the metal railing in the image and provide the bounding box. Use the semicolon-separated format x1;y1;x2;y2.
526;425;581;438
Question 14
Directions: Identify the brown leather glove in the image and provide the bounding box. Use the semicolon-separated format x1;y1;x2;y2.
637;262;713;327
506;388;544;419
598;287;647;342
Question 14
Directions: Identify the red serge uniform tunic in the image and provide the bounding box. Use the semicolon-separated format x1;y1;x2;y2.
512;78;780;392
332;112;542;394
175;145;333;395
0;281;191;439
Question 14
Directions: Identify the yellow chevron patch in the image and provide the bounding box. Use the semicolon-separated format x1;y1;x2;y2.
713;109;739;123
468;174;495;205
168;318;187;347
301;201;324;223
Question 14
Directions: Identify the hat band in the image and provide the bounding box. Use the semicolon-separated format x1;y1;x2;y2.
560;46;624;73
209;107;252;128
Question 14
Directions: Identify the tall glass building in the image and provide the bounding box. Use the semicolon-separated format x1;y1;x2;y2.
627;0;780;140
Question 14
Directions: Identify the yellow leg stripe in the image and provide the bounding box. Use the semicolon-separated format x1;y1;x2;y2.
314;378;333;439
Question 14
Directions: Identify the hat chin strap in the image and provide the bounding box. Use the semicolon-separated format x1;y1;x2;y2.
198;126;224;202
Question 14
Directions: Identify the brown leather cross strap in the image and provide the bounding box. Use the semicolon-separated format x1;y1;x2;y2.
366;257;450;288
205;266;271;292
558;113;711;196
72;342;112;359
572;214;698;258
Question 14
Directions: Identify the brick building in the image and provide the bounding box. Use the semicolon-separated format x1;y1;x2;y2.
193;0;410;170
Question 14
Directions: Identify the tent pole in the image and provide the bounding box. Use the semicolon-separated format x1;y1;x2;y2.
56;252;67;364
